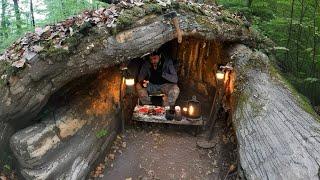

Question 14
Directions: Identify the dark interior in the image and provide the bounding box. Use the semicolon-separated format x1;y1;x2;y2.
38;37;231;125
6;37;238;180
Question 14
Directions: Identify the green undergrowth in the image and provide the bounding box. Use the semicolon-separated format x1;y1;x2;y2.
116;3;165;30
0;61;17;88
195;15;220;32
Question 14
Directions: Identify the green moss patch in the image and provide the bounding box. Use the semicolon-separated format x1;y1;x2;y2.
96;129;108;138
143;3;163;14
117;7;147;29
175;2;206;15
195;15;219;32
0;61;17;87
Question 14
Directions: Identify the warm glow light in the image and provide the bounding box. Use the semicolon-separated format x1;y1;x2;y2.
216;70;225;80
183;107;188;112
125;78;135;86
189;105;194;115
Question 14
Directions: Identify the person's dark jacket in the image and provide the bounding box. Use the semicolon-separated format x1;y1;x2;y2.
138;57;178;84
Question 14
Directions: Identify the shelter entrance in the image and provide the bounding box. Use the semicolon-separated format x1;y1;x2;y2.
94;37;238;179
121;37;234;130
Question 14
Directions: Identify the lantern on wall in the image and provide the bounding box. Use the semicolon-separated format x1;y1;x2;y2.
216;70;225;81
125;78;135;86
120;65;135;87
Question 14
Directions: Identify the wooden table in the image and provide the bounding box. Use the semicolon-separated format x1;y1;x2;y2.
132;105;204;126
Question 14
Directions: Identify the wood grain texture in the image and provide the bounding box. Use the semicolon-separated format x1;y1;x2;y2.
228;44;320;180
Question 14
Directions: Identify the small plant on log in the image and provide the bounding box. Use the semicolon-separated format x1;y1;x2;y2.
96;129;109;138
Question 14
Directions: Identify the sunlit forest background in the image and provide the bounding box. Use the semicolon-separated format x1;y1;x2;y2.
216;0;320;109
0;0;105;52
0;0;319;110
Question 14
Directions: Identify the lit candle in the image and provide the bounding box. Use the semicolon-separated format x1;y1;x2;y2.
175;106;182;121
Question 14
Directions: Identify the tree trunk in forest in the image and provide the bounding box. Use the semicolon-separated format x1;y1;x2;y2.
285;0;295;72
30;0;35;27
1;0;7;37
245;0;253;7
60;0;67;16
295;0;306;74
312;0;318;76
13;0;22;31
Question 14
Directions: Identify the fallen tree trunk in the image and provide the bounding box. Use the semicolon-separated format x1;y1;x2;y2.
1;1;320;179
229;44;320;179
0;2;261;125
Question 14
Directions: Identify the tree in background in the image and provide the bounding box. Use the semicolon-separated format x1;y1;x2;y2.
0;0;104;52
30;0;35;27
218;0;320;107
13;0;21;31
1;0;8;37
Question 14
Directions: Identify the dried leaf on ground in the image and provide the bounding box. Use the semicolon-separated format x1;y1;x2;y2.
12;59;26;68
31;45;44;52
122;142;127;148
108;153;115;160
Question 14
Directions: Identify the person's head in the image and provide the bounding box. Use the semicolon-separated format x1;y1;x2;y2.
149;51;161;65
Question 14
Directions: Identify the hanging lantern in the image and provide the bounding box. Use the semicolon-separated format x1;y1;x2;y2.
125;78;135;86
187;96;201;119
216;70;225;80
120;64;135;87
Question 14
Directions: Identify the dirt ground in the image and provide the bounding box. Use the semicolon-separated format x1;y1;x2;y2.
91;115;238;180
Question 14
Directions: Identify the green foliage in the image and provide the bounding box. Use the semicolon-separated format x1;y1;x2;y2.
3;164;11;171
218;0;320;107
1;164;12;175
0;0;105;53
144;3;162;14
96;129;108;138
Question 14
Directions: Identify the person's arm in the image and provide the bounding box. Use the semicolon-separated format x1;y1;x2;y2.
162;59;178;83
138;62;149;84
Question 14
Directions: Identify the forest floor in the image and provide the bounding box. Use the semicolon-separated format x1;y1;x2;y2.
90;118;238;180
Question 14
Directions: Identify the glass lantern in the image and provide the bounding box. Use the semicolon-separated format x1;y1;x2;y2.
187;96;201;119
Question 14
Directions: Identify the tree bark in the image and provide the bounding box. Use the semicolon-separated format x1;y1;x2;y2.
1;0;7;37
285;0;295;72
312;0;318;76
229;44;320;180
295;0;306;74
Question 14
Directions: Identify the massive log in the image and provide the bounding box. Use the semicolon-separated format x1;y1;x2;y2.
0;2;263;125
229;44;320;179
0;1;319;179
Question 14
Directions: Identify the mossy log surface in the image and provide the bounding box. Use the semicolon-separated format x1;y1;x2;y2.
229;44;320;180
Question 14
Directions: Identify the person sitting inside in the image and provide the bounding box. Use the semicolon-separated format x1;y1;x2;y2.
136;51;180;114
